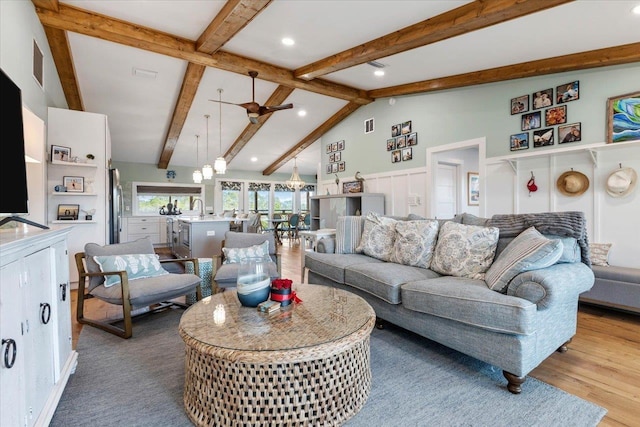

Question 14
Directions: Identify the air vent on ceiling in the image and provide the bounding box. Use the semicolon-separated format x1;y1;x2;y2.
132;67;158;79
33;39;44;89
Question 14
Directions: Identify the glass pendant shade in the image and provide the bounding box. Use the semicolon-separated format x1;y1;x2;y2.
192;169;203;184
215;88;227;175
286;157;305;190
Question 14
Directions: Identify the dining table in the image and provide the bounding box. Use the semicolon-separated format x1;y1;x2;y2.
270;217;288;245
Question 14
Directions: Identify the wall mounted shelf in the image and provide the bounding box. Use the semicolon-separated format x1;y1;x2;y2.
51;220;97;224
50;192;97;196
49;160;97;168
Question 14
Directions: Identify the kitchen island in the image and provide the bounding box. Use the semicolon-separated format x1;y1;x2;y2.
173;216;248;259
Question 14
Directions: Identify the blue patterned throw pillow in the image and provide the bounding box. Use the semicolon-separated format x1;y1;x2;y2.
93;253;169;287
222;240;270;264
392;220;439;268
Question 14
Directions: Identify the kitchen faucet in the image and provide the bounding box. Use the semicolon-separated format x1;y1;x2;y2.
191;198;204;219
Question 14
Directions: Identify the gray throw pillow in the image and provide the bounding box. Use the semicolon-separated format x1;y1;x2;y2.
392;220;439;268
356;212;397;261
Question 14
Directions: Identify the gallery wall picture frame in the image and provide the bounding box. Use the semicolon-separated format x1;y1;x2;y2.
521;111;541;131
364;118;374;134
337;140;345;151
606;91;640;143
391;150;401;163
334;151;341;162
387;138;396;151
532;88;553;110
559;122;582;144
326;144;332;154
510;94;529;115
402;147;412;161
63;176;84;192
467;172;479;206
545;105;567;126
57;203;79;220
326;164;331;174
407;132;418;146
533;128;554;148
391;124;401;137
338;161;345;172
343;180;363;194
396;135;407;148
329;153;335;163
331;142;338;152
51;145;71;162
510;132;529;151
556;81;579;104
331;163;338;173
401;121;412;135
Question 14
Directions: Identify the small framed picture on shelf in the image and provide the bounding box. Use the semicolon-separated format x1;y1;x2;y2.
63;176;84;192
57;204;79;220
386;138;396;151
558;122;582;144
510;94;529;114
51;145;71;162
510;132;529;151
343;181;363;194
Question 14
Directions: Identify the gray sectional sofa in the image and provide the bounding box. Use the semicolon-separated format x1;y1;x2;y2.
304;212;595;393
580;265;640;313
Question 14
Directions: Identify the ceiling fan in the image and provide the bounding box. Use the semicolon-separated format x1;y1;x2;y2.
209;71;293;124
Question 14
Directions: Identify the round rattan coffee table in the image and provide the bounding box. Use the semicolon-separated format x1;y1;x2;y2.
179;283;376;426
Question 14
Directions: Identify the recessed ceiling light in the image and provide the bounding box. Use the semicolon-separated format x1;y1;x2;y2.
298;110;307;117
250;157;258;162
374;70;385;77
633;4;640;14
282;37;295;46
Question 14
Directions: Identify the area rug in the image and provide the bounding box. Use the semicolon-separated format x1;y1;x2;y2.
51;309;606;427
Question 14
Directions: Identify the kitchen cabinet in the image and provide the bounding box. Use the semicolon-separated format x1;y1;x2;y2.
0;226;76;427
310;193;385;230
173;218;232;259
122;217;165;245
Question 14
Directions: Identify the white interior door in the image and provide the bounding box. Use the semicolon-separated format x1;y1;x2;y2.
435;163;458;219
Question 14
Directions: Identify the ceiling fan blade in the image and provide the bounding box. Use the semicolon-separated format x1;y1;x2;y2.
258;103;294;115
208;99;245;108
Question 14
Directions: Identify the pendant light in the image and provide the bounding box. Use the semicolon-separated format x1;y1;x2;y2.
214;88;227;174
192;134;202;184
202;114;213;180
286;157;305;190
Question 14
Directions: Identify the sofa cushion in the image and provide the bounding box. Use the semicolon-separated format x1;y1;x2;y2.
304;251;382;284
485;227;563;293
335;216;365;254
392;220;439;268
222;240;270;264
93;253;169;287
401;277;537;335
345;262;440;304
590;243;612;266
430;222;499;279
356;212;398;261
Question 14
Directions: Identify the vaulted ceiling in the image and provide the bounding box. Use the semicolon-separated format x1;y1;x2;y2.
32;0;640;176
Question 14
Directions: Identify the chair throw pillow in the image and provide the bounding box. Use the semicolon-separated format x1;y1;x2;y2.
391;220;439;268
589;243;612;266
223;240;270;264
356;212;398;261
485;227;563;293
430;221;499;279
93;253;169;288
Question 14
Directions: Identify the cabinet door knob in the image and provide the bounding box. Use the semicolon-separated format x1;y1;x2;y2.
40;303;51;325
1;338;17;369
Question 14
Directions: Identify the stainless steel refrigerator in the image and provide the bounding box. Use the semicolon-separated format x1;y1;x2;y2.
108;168;123;244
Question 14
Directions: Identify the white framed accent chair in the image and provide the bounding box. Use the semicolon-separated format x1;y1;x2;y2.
75;237;202;339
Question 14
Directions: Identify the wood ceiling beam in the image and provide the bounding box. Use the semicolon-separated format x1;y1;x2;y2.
197;0;271;54
34;3;372;104
294;0;574;80
31;0;58;12
158;63;206;169
369;42;640;99
223;85;295;164
263;102;361;176
42;26;83;111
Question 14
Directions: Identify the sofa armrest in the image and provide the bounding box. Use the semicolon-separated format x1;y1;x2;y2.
506;262;595;309
316;237;336;254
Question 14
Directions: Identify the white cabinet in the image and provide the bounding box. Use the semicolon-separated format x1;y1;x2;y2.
310;193;385;230
0;226;76;427
122;217;166;245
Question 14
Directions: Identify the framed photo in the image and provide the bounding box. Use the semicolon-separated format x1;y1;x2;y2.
342;180;363;194
533;128;554;147
391;150;401;163
391;124;401;137
331;142;338;152
331;163;338;173
326;144;332;154
556;81;579;103
51;145;71;162
386;138;396;151
559;122;582;144
467;172;479;206
329;153;335;163
396;135;407;148
57;204;79;220
406;132;418;146
402;147;412;161
326;164;331;174
521;111;541;131
510;94;529;114
364;118;374;134
606;92;640;143
334;151;341;162
338;161;346;172
337;140;345;151
545;105;566;126
532;89;553;110
510;132;529;151
401;121;412;135
63;176;84;192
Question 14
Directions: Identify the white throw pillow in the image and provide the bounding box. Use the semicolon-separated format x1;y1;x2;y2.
223;241;270;264
392;220;439;268
590;243;612;266
356;212;397;261
93;253;168;287
430;222;499;279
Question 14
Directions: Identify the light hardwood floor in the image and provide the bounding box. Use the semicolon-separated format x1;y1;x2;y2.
70;239;639;426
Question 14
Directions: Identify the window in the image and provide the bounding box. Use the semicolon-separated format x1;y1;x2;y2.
274;184;294;215
132;182;204;216
300;184;316;214
248;182;271;214
221;181;242;212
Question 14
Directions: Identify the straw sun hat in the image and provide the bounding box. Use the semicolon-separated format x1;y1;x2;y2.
606;167;637;198
556;170;589;196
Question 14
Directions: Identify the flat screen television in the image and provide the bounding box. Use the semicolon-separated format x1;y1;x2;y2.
0;68;47;229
